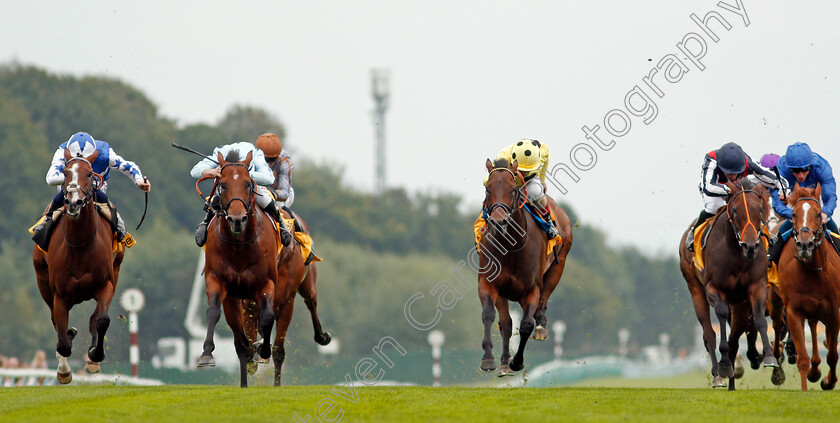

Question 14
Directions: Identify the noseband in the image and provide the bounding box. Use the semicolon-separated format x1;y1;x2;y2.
725;189;766;245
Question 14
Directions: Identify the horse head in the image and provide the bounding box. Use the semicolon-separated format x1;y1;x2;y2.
62;148;101;217
484;158;524;231
724;179;769;259
788;182;823;262
217;150;256;236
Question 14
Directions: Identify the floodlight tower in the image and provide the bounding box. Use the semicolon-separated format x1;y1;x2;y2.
371;68;390;195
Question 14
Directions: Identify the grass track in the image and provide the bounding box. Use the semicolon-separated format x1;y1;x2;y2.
2;385;840;422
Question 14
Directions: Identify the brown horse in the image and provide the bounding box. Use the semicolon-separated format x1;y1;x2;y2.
679;179;779;389
197;150;276;388
478;158;571;375
243;211;331;386
32;148;124;383
778;183;840;391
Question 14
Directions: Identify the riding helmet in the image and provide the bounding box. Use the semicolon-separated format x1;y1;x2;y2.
510;139;542;172
716;142;746;174
255;133;282;158
66;132;97;158
784;142;814;169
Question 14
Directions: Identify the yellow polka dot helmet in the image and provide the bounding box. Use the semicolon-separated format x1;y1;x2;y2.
510;139;542;172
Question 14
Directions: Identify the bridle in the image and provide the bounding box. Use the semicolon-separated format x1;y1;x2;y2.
216;163;256;219
725;189;767;247
483;167;528;252
195;163;260;245
61;157;102;248
791;196;824;270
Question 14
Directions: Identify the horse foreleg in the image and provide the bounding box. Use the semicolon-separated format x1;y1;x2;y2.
257;284;275;361
87;281;113;367
478;282;498;372
297;265;331;346
222;296;251;388
744;315;761;371
807;319;822;383
52;296;74;384
687;279;721;387
749;280;778;369
510;287;539;372
786;307;810;390
198;280;224;367
821;313;840;390
710;295;733;378
534;247;568;341
272;297;295;386
727;303;749;391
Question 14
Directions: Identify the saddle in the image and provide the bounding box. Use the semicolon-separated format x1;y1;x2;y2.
30;204;131;253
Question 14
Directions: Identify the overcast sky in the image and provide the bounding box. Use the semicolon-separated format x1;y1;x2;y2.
3;1;838;255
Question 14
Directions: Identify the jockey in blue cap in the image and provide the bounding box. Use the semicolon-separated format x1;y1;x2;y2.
767;142;839;264
32;132;151;245
686;142;780;251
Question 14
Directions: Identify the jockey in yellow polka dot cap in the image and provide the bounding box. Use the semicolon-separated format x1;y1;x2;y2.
488;138;559;239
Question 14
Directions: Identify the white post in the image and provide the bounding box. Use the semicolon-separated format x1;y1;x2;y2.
618;328;630;360
509;310;522;355
552;321;566;360
120;289;145;378
659;332;671;363
428;330;445;387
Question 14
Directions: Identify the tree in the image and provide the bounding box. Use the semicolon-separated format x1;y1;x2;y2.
217;104;286;146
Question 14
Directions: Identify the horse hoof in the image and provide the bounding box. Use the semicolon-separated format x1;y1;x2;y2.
253;341;271;360
762;356;780;369
808;368;822;383
247;360;258;376
711;376;727;388
718;363;734;379
734;355;745;379
771;367;786;385
497;364;514;377
531;326;549;341
788;354;797;365
67;327;78;340
821;378;836;391
197;355;216;368
88;347;104;363
84;361;101;374
316;332;332;346
747;351;761;370
509;359;524;372
57;371;73;384
480;358;497;372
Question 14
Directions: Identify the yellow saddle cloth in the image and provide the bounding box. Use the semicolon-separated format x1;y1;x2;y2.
474;209;562;256
691;219;778;287
282;218;322;263
28;208;133;255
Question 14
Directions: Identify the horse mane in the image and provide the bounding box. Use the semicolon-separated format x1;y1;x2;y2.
225;149;242;163
492;158;510;169
787;184;817;206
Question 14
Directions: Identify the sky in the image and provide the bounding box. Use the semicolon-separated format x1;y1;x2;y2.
3;0;839;255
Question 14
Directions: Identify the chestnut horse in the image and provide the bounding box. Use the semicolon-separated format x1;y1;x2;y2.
197;150;276;388
478;158;572;376
778;183;840;391
32;148;124;383
679;179;779;389
243;211;332;386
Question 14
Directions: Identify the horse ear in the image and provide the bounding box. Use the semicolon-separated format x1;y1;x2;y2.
84;149;99;164
63;148;72;162
244;151;253;167
485;159;493;172
816;182;822;200
217;152;226;166
510;160;519;172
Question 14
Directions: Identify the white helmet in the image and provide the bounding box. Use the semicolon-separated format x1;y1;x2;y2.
66;132;97;158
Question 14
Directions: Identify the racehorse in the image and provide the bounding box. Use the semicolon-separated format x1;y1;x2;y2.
679;179;779;389
242;211;332;386
32;148;124;383
777;183;840;391
196;150;277;388
478;158;571;376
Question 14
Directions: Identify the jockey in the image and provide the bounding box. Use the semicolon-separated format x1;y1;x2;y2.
191;141;292;248
255;133;295;208
685;142;779;252
767;142;839;264
491;138;560;239
32;132;151;243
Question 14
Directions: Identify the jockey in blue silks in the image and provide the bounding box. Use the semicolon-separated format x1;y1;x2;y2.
32;132;151;242
767;142;840;264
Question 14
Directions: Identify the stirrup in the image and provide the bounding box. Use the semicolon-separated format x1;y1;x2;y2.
195;222;208;247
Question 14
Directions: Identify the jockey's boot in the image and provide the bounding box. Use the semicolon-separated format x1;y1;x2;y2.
686;210;715;252
538;205;560;240
195;209;214;247
266;201;292;247
768;237;786;266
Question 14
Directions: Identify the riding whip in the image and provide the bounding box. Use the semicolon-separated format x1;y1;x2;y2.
136;176;149;230
170;143;219;164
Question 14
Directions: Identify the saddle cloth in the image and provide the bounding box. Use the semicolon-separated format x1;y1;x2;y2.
29;205;132;255
692;218;778;287
474;209;561;256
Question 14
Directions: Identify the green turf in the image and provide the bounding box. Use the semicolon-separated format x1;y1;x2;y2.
2;385;840;422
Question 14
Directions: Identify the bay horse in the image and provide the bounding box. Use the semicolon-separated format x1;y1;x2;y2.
242;211;332;386
679;179;779;389
478;158;571;376
32;148;124;383
196;150;276;388
778;183;840;391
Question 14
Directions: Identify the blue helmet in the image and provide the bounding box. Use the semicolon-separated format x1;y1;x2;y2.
66;132;97;158
784;142;813;169
716;142;746;174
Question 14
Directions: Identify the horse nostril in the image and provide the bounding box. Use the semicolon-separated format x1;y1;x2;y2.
63;198;70;205
241;216;248;225
808;241;815;250
75;199;83;206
